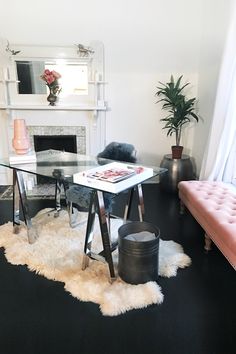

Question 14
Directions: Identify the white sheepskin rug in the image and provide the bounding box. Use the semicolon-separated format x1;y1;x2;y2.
0;209;191;316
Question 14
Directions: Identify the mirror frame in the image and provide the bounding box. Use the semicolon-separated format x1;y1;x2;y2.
5;41;104;106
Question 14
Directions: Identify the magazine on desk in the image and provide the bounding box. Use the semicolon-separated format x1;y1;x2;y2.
73;162;154;194
87;165;142;183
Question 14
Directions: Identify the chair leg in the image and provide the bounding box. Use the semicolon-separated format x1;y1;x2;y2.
68;201;74;227
68;201;85;228
54;180;63;217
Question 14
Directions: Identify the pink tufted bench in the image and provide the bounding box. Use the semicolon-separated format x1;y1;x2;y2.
178;180;236;269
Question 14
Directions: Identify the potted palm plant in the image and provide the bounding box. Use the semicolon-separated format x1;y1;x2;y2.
155;75;199;159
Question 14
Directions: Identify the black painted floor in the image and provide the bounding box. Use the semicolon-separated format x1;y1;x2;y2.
0;184;235;354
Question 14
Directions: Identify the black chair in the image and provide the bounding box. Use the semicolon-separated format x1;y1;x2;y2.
97;141;136;163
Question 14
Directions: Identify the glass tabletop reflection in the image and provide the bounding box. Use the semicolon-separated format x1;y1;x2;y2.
0;149;167;193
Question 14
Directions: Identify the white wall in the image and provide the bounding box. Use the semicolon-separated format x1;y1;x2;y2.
0;0;232;174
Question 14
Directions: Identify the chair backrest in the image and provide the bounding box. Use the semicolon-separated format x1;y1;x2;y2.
97;142;137;163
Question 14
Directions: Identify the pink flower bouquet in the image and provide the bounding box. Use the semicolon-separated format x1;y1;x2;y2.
40;69;61;87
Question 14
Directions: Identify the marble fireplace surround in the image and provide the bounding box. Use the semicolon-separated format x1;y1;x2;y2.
27;125;86;154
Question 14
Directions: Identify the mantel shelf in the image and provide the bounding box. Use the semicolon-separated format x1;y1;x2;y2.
0;80;20;83
1;80;108;85
0;105;107;111
88;81;108;84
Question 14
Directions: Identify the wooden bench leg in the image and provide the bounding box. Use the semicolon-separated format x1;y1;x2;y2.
204;233;212;252
180;200;185;215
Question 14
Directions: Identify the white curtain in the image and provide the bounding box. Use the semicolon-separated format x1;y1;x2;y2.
200;3;236;182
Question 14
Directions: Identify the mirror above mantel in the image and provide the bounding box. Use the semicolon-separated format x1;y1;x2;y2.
15;59;89;95
0;40;106;109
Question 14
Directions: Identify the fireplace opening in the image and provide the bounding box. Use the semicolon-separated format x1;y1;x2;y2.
33;135;77;184
34;135;77;153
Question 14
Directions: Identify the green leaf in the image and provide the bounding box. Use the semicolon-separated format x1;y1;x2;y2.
155;75;200;145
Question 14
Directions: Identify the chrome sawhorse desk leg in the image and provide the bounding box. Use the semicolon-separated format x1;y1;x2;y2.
13;169;38;244
123;183;144;222
96;190;115;280
82;191;96;270
82;184;145;281
82;190;116;281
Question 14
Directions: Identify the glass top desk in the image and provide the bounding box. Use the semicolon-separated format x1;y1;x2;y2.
0;149;166;280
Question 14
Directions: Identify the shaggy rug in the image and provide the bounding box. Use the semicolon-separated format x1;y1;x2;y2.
0;209;191;316
0;184;62;200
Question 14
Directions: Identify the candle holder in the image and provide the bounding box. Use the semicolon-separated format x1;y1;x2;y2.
12;119;30;154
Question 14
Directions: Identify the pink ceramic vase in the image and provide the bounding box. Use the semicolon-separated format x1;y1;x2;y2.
12;119;30;154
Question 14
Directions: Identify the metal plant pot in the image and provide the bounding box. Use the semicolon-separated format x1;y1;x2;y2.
160;154;195;193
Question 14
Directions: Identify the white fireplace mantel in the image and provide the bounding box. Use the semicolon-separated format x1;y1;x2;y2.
0;104;107;113
0;40;108;185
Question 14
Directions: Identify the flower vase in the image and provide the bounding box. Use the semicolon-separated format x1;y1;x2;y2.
47;88;58;106
12;119;30;154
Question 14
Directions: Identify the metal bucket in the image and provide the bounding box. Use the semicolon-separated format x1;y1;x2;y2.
118;221;160;284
